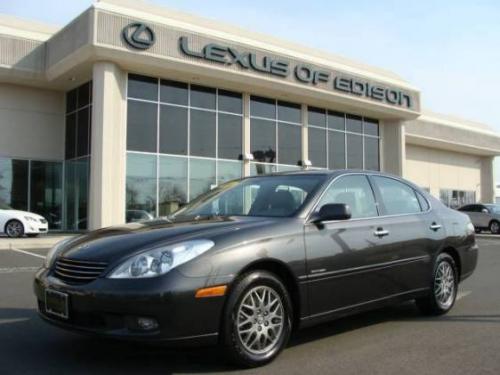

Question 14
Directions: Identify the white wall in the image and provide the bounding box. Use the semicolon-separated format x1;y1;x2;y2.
0;83;65;161
405;144;483;200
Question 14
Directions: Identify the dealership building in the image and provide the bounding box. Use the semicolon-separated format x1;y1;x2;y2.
1;0;500;231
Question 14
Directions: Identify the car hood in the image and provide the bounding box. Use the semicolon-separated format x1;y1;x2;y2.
1;209;45;220
57;216;277;264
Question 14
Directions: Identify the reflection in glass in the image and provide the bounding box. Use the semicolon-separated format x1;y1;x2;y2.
190;85;216;109
250;96;275;119
127;100;158;153
128;74;158;101
218;113;242;160
346;133;363;169
328;111;345;131
160;80;188;105
329;131;346;169
364;118;379;136
190;109;216;157
76;107;90;157
364;137;379;171
251;119;276;163
278;123;301;166
308;127;327;168
159;155;187;216
218;161;242;185
218;90;243;114
31;161;63;229
160;105;188;155
64;157;89;230
189;158;216;200
308;107;326;128
65;113;76;160
346;115;363;133
277;101;301;123
0;158;28;210
126;153;157;217
250;163;277;176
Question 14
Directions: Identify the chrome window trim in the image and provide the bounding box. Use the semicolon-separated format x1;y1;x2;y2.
304;172;433;224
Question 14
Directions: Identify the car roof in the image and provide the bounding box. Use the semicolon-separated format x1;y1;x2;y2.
250;169;402;180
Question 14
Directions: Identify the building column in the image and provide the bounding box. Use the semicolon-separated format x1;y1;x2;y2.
380;120;406;176
480;156;495;203
242;93;251;177
88;62;127;230
301;104;308;168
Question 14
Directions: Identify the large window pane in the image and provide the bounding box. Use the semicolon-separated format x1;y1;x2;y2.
189;158;216;200
218;90;242;114
190;109;216;157
128;74;158;101
126;153;157;217
218;113;242;160
251;119;276;163
159;155;187;216
328;111;345;131
160;80;188;105
190;85;216;109
30;161;63;229
0;158;28;210
346;114;363;133
65;113;76;160
127;100;157;153
159;105;188;155
218;161;242;184
76;107;90;157
66;89;77;113
250;163;277;176
251;96;275;119
346;133;363;169
364;118;379;136
278;123;301;166
278;101;301;123
77;82;90;108
364;137;379;171
64;158;89;230
328;131;345;169
308;127;327;168
308;107;326;128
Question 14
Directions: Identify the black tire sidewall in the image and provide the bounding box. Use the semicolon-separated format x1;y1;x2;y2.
223;271;293;367
6;220;24;238
490;221;500;234
431;253;458;313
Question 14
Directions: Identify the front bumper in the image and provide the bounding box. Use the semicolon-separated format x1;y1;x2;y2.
34;267;231;346
25;223;48;234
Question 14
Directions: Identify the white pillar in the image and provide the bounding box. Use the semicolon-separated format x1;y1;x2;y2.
480;156;495;203
88;62;127;230
380;120;406;176
242;93;251;177
301;104;308;168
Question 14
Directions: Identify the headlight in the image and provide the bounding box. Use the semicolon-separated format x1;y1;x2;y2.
24;216;37;222
44;237;74;268
108;239;215;279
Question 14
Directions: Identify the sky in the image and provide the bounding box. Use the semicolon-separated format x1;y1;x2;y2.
1;0;499;181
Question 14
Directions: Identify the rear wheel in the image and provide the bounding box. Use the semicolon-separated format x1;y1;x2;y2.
490;220;500;235
5;220;24;238
416;253;458;315
222;271;292;368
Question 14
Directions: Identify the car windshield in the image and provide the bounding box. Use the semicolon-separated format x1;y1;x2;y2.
486;205;500;214
0;202;12;210
171;174;327;219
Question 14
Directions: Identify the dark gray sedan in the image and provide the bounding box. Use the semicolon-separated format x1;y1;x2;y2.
34;170;478;367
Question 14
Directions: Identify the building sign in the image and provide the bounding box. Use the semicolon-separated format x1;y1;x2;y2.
179;36;412;109
122;23;155;50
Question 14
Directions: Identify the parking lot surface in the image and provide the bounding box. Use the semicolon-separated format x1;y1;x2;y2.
0;238;499;374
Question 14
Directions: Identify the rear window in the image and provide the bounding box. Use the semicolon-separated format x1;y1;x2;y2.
372;176;421;215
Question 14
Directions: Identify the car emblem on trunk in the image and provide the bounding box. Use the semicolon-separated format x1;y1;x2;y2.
122;22;155;50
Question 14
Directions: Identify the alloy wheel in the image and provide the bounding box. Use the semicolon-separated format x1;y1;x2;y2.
236;286;284;355
434;261;455;309
6;221;23;238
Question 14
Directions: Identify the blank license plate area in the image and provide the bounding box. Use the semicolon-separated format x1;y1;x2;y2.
45;289;68;319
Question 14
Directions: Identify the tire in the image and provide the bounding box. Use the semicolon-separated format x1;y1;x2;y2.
474;228;482;234
27;234;39;238
222;270;293;368
416;253;458;316
5;220;24;238
489;220;500;235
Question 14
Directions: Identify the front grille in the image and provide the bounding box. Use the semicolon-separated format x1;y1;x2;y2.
54;258;108;284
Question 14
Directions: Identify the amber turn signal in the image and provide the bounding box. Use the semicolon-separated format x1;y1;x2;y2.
195;285;227;298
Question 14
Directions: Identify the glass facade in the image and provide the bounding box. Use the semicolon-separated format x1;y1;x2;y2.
0;157;63;229
126;74;243;218
64;82;92;230
440;189;476;209
307;107;380;170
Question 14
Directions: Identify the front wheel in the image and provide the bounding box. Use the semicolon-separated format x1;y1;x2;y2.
222;271;293;368
5;220;24;238
416;253;458;315
490;220;500;235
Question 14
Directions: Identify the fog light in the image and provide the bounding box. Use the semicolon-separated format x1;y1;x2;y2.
137;317;158;331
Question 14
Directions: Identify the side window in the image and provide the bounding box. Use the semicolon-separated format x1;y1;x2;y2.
317;175;378;219
416;191;430;211
458;205;471;212
372;176;421;215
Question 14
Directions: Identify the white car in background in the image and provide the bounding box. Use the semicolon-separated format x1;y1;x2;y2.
0;203;49;238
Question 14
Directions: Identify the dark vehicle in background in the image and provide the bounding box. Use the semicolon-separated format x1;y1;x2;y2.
34;171;478;367
458;204;500;234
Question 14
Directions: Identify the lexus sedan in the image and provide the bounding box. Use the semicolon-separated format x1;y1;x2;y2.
0;202;49;238
458;203;500;234
34;171;478;367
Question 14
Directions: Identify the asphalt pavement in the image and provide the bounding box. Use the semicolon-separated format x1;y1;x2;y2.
0;238;499;374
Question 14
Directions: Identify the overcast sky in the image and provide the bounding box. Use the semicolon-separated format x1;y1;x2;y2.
1;0;499;181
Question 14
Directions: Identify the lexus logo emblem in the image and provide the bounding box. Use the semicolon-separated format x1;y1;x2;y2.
122;22;155;50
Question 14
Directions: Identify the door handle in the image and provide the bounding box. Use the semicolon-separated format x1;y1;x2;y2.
374;228;389;237
430;223;442;231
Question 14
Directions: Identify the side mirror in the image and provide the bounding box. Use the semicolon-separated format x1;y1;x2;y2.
312;203;352;223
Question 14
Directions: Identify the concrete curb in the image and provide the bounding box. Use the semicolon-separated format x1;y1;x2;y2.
476;234;500;239
0;235;74;250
